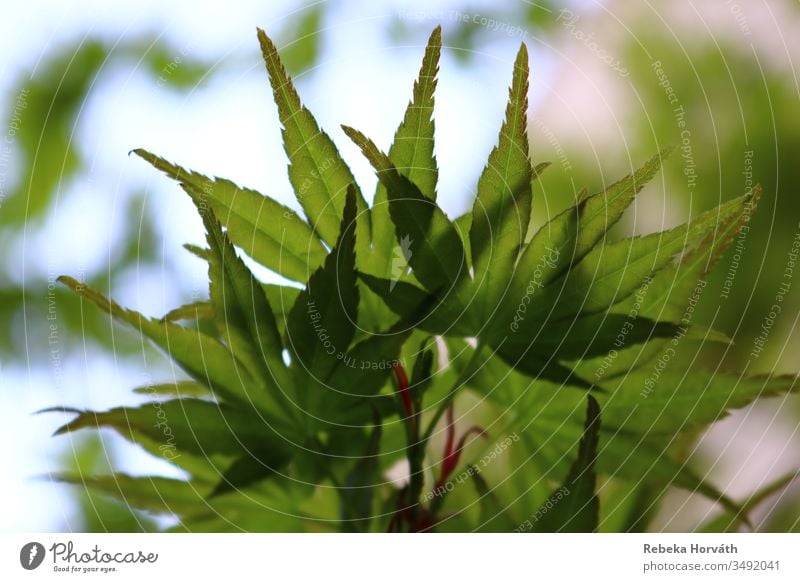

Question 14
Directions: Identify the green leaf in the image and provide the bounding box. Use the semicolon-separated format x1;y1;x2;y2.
445;330;595;391
457;346;739;512
339;421;382;531
368;27;441;277
470;42;532;311
56;276;275;415
200;205;295;421
284;264;414;427
359;273;430;315
262;283;301;338
453;212;473;270
533;396;600;532
388;26;441;201
358;273;457;332
285;187;359;422
503;191;753;332
170;241;301;340
170;477;316;532
257;28;370;248
583;148;673;236
523;161;552;243
522;226;690;325
360;272;482;339
51;473;211;516
53;472;312;532
598;479;662;532
602;371;800;435
160;301;213;323
134;149;326;282
503;313;684;361
495;350;595;391
132;381;212;399
53;437;159;532
343;125;467;292
497;408;731;521
262;284;301;313
45;25;796;535
501;366;786;516
701;470;799;532
326;332;409;400
184;243;210;261
51;399;288;459
517;405;738;514
512;149;673;295
210;444;290;497
318;330;411;426
472;468;519;532
409;337;435;410
572;189;760;379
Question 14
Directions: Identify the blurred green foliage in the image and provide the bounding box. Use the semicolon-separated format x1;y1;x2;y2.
1;40;211;361
2;42;103;228
1;34;215;533
277;3;326;74
625;36;800;367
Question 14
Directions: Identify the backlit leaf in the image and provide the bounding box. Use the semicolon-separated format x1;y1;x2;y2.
134;149;326;282
343;125;466;293
470;42;532;311
533;396;600;532
368;27;441;278
257;28;370;248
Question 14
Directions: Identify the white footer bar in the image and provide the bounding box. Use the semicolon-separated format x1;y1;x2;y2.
2;533;797;581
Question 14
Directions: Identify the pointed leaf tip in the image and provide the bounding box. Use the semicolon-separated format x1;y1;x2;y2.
516;41;529;64
532;394;601;532
37;406;82;416
283;179;360;396
258;26;367;247
468;37;532;311
344;124;466;292
256;27;276;54
661;144;677;157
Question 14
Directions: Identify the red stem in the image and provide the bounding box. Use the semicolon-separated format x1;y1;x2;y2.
392;363;414;427
435;403;487;490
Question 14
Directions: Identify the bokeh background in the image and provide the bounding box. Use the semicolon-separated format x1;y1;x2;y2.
2;0;799;532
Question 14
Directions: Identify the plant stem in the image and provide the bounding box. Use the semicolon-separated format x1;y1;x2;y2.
406;432;424;530
411;341;487;527
421;341;487;446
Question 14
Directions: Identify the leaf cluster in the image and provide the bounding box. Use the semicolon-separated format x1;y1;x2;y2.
49;27;798;532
